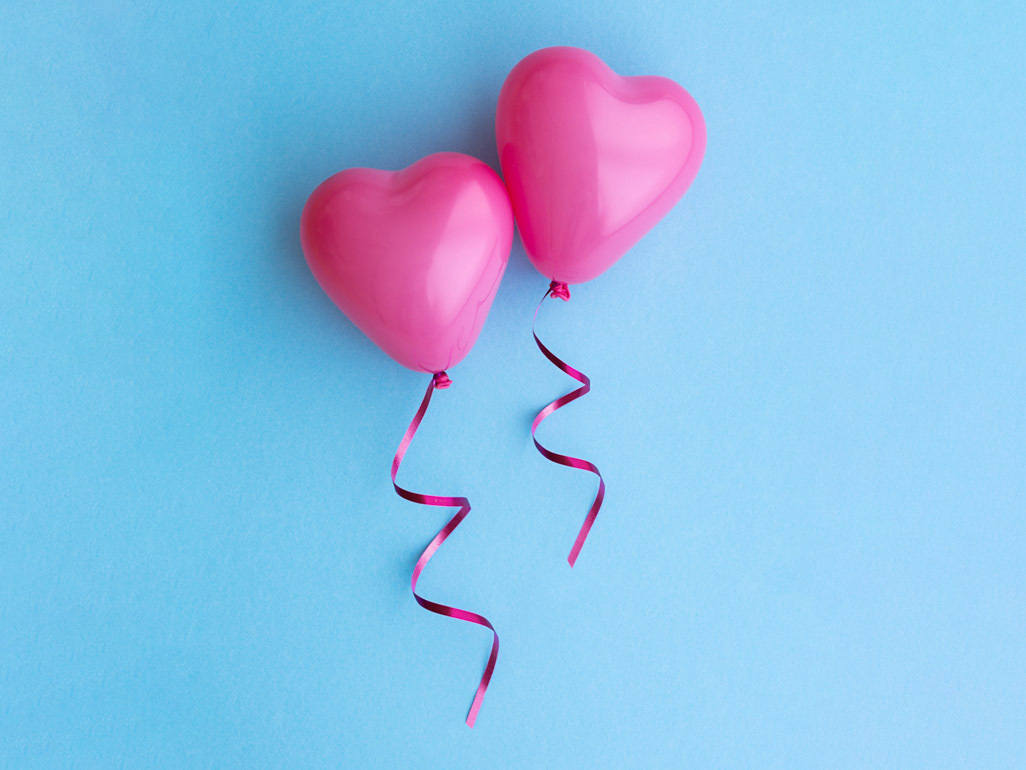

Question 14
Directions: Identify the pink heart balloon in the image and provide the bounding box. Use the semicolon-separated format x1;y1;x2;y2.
496;46;706;285
300;152;514;373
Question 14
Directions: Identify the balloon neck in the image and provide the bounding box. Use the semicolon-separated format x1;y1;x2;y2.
549;281;570;301
432;371;452;389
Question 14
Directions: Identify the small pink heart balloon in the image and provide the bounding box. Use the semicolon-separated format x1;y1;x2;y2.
300;152;514;373
496;46;706;285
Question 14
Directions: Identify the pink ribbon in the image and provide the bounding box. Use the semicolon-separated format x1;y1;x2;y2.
532;281;606;567
391;371;499;728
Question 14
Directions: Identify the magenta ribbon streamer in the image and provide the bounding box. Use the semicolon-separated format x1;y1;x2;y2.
532;281;606;567
390;371;499;728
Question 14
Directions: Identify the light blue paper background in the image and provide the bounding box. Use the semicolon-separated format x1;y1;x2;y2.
2;1;1024;766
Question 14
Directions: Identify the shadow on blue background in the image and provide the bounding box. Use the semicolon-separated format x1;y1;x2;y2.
2;1;1024;767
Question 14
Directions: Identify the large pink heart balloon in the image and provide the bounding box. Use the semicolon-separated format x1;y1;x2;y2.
496;47;706;285
300;152;513;373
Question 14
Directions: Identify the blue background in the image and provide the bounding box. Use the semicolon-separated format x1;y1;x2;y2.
2;1;1024;766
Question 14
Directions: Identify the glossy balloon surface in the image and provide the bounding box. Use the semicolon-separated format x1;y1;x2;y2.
300;152;513;373
496;46;706;284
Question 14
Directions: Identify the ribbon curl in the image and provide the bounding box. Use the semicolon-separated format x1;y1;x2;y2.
532;281;606;567
391;371;499;728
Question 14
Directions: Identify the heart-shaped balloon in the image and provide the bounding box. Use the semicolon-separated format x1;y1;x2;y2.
301;152;513;373
496;47;706;284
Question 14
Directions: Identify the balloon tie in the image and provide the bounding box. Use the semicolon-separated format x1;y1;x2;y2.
531;283;605;567
391;374;499;728
548;280;571;301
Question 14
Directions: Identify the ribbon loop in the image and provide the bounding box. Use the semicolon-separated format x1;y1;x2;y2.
532;284;605;566
391;375;499;728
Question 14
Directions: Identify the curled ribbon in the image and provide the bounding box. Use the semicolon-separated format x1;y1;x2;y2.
391;371;500;728
532;281;606;567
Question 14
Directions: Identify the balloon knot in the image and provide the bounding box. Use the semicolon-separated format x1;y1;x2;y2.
432;371;452;389
549;281;570;301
